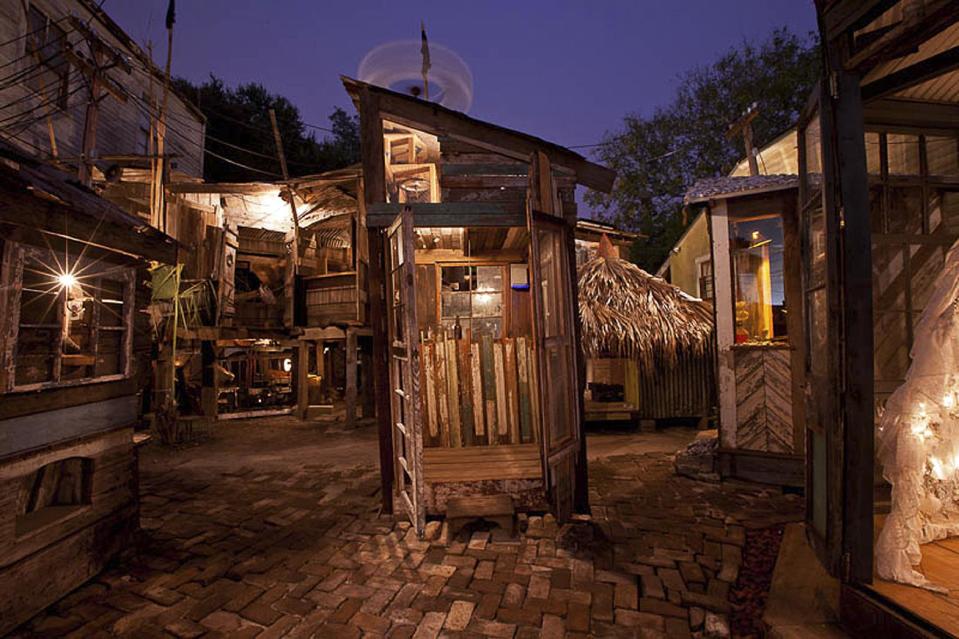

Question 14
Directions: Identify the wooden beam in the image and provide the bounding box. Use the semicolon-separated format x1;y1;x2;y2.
818;0;897;43
367;203;524;228
358;87;394;512
861;45;959;101
844;0;959;72
295;341;309;419
864;98;959;133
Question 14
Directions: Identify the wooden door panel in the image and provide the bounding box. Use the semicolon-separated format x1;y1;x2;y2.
386;206;425;535
529;209;579;523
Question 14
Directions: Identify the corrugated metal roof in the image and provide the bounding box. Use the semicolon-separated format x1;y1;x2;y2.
684;175;798;204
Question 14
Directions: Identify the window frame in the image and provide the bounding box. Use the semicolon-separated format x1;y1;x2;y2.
694;253;713;301
727;212;789;344
1;241;135;393
435;261;509;337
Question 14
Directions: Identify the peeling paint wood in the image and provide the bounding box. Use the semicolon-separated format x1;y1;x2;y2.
470;342;485;439
494;341;508;439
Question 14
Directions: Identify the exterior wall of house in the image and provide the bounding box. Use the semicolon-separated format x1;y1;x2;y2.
660;211;710;298
0;0;204;177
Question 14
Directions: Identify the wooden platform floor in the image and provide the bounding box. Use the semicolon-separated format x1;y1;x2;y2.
423;444;542;483
870;515;959;637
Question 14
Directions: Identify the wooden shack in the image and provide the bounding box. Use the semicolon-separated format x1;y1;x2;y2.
578;239;715;427
344;76;615;534
0;142;177;634
685;175;805;486
801;1;959;635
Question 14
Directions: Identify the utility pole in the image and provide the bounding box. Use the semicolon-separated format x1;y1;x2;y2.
269;108;301;271
726;102;760;177
67;16;130;187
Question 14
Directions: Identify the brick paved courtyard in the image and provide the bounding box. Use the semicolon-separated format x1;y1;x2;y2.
12;419;802;638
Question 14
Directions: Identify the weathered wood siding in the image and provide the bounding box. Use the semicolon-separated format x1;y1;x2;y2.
0;426;137;636
633;346;717;420
733;347;794;453
419;334;537;448
0;0;204;177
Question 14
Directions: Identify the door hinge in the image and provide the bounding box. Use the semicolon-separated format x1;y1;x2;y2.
841;552;851;581
829;72;839;99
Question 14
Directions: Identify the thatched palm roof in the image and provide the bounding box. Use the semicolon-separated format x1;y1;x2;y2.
578;251;713;366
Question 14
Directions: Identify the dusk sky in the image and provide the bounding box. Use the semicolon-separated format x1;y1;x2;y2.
108;1;817;197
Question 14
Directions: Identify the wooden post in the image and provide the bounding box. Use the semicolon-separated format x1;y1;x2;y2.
345;328;358;426
827;41;874;585
360;89;393;510
200;339;218;420
295;340;309;420
360;338;375;419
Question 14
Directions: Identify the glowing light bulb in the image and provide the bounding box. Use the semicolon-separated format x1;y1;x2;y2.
282;358;292;373
945;394;955;409
931;456;947;480
57;272;77;288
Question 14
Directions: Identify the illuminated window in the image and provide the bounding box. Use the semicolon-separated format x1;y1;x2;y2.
730;215;787;343
4;243;134;391
440;265;503;337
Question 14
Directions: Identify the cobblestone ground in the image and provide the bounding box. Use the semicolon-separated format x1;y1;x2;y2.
14;420;802;638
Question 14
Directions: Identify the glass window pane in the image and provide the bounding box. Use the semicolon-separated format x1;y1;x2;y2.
804;116;822;176
887;134;920;176
886;186;923;235
730;215;787;342
927;136;959;178
441;291;470;318
475;266;503;292
441;265;473;292
865;132;881;176
470;292;502;318
15;327;56;385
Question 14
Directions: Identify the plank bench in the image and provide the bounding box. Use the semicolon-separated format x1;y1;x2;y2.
446;494;515;538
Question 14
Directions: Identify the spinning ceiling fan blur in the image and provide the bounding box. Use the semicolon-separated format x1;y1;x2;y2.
358;29;474;113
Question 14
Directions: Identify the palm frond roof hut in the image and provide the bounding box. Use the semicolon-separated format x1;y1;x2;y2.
578;239;713;367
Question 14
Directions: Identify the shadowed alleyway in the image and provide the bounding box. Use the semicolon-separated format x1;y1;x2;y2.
13;420;802;638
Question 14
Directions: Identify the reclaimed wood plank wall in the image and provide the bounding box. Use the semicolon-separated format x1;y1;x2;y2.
420;334;537;448
734;347;794;453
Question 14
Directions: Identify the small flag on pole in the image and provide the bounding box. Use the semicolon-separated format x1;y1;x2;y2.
165;0;176;29
420;21;431;100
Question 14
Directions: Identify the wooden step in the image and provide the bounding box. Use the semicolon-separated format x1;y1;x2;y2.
423;444;542;482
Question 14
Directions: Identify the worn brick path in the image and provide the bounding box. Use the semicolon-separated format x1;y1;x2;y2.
13;420;802;638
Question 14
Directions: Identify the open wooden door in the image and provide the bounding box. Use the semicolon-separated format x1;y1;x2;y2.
529;205;581;523
385;206;425;535
800;75;873;582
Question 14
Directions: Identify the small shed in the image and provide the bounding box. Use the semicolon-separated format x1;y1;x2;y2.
344;76;615;535
578;241;715;425
685;175;805;486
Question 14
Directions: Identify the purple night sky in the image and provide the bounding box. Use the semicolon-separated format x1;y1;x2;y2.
107;1;817;206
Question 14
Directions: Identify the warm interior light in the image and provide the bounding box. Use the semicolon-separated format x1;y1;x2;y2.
57;272;77;288
283;358;292;373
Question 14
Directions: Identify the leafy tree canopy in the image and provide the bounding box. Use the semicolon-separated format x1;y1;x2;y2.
586;28;820;271
172;75;359;182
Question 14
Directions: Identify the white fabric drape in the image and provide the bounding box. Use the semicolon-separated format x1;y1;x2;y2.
876;239;959;591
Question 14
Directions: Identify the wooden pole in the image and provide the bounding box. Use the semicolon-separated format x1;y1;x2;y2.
77;56;101;186
345;328;358;426
296;341;309;419
268;108;301;272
